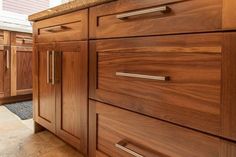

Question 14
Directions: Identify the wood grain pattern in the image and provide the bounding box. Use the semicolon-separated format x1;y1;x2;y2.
89;100;236;157
34;43;56;133
89;0;222;39
222;0;236;29
89;33;222;136
56;41;88;155
222;32;236;141
34;9;88;43
11;46;32;96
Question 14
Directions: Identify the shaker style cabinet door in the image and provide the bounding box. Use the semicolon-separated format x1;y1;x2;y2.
34;43;56;133
10;46;32;96
56;41;88;154
10;32;33;96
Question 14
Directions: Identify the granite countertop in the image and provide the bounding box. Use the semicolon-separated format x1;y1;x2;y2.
28;0;115;22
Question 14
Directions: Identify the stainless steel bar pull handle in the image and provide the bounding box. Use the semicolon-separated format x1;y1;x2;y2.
51;51;55;85
115;141;144;157
116;72;169;81
6;49;10;69
117;6;169;20
46;50;51;84
45;25;68;32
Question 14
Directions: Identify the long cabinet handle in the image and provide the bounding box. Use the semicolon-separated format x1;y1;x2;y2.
115;141;144;157
51;51;55;85
47;50;51;84
6;49;10;69
116;72;169;81
44;25;68;33
116;6;169;20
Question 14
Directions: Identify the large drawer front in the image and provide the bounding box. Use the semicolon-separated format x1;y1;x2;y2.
89;101;236;157
89;33;222;135
89;0;222;39
34;9;88;43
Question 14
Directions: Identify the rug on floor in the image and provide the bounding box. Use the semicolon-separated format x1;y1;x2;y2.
4;101;33;120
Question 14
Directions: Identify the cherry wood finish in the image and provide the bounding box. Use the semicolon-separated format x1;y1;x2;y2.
89;100;236;157
34;10;88;43
89;33;222;136
89;0;222;39
56;41;88;154
34;43;56;133
10;32;32;96
0;31;32;103
222;32;236;141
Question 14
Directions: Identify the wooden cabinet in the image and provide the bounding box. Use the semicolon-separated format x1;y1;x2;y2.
33;9;88;154
29;0;236;156
0;30;31;104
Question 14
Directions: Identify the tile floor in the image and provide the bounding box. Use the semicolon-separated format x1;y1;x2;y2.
0;106;83;157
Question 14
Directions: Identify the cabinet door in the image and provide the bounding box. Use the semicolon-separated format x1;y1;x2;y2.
0;46;11;98
56;41;88;154
11;46;32;96
34;43;56;133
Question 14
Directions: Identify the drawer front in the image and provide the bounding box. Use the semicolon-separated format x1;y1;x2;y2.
89;100;236;157
89;33;222;135
89;0;222;39
34;9;88;43
11;32;32;47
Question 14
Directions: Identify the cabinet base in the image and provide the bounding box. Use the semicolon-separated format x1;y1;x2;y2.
0;94;32;105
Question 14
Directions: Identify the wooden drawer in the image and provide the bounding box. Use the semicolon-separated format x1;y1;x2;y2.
11;32;32;47
89;33;222;136
89;100;236;157
89;0;222;39
0;30;10;45
34;9;88;43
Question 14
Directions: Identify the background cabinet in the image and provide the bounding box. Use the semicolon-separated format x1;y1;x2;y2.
0;30;32;104
10;32;33;96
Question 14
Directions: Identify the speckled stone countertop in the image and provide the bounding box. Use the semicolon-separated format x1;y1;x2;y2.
28;0;115;21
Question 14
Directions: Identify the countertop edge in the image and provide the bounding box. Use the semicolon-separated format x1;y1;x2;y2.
28;0;115;22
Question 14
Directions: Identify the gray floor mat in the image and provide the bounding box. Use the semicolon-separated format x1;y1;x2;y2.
4;101;32;120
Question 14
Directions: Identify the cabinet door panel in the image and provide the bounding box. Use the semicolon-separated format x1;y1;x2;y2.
34;43;56;133
56;41;88;155
11;46;32;96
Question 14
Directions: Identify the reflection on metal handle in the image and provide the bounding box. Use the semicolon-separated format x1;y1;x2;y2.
117;6;169;20
51;51;55;85
115;141;144;157
45;25;68;32
116;72;169;81
6;49;10;69
47;50;51;84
